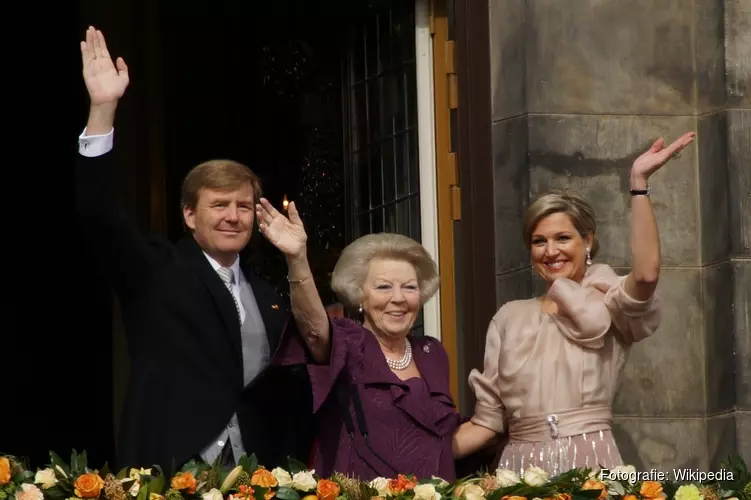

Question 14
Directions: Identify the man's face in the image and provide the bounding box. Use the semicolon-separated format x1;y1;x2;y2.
183;185;255;265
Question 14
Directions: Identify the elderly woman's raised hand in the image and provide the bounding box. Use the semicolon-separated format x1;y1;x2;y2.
630;132;696;186
256;198;308;258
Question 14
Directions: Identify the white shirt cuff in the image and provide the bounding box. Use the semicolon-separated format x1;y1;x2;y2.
78;127;114;157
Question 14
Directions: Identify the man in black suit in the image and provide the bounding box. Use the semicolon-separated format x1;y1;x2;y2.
76;26;313;473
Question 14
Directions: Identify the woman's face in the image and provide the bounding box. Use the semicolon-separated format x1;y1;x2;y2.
530;212;592;285
361;258;421;340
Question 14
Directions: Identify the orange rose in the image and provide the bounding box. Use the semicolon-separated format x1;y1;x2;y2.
582;479;607;500
624;495;638;500
640;481;666;499
502;496;527;500
251;468;278;489
171;472;198;494
0;457;11;486
316;479;341;500
555;494;572;500
301;495;318;500
74;473;105;498
388;475;417;494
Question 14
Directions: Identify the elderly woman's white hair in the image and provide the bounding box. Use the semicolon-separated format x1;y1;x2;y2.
331;233;440;309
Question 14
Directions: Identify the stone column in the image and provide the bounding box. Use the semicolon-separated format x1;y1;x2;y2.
726;0;751;464
488;0;749;469
489;0;533;313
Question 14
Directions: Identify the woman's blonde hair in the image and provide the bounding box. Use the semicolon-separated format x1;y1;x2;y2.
523;189;600;257
331;233;440;308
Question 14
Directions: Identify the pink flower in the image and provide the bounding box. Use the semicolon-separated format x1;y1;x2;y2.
17;483;45;500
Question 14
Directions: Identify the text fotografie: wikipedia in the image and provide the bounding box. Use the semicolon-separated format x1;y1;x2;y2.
600;469;735;483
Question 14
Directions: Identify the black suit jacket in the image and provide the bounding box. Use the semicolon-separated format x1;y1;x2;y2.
75;150;313;473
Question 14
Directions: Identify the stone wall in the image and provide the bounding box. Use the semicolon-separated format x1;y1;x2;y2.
488;0;750;469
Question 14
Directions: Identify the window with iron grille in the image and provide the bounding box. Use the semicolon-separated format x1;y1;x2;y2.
343;0;424;334
345;0;421;244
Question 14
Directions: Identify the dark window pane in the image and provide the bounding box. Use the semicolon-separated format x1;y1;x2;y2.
395;132;409;198
406;66;417;128
409;194;422;242
396;199;410;236
366;15;379;79
391;5;408;65
384;203;397;233
408;128;420;194
355;150;370;214
369;146;383;208
359;213;371;237
379;10;392;72
367;80;381;142
372;207;384;233
382;138;395;203
352;83;368;152
353;28;365;83
393;70;407;134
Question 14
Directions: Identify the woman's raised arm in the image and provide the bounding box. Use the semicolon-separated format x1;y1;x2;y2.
256;198;331;362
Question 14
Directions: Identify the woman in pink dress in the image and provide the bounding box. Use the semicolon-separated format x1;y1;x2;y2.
451;132;696;476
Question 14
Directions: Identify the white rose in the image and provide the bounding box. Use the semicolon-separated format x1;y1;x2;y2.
414;484;441;500
34;468;58;489
523;466;549;487
202;488;223;500
457;483;485;500
129;482;141;497
290;470;317;492
495;469;521;487
369;477;390;497
129;468;152;481
271;468;293;488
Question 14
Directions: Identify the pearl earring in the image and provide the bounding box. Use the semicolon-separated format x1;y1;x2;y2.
586;248;592;266
358;304;363;314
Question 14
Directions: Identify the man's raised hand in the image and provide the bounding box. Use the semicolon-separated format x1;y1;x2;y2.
81;26;129;106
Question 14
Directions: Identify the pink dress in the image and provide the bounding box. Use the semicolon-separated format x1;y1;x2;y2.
468;264;662;475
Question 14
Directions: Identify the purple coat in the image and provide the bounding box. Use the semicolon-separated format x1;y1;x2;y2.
272;317;462;481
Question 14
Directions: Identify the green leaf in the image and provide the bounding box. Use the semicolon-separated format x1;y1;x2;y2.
137;483;150;500
253;487;269;500
276;487;302;500
287;457;308;475
42;486;68;500
49;451;71;478
117;468;129;480
238;455;253;474
249;454;258;474
99;462;111;478
77;450;88;473
149;473;166;495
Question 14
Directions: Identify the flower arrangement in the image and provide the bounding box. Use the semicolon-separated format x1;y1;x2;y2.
0;451;748;500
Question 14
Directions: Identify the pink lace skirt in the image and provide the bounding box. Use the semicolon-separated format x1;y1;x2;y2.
496;428;623;476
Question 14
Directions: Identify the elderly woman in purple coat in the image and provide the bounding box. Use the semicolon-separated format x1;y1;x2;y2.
255;199;463;481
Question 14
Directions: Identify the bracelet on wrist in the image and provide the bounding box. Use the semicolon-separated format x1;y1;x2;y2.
287;275;311;284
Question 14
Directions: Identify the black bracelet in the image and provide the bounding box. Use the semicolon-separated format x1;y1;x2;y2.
630;188;650;196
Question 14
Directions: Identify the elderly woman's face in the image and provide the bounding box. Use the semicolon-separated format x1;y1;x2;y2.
361;258;421;339
530;212;592;285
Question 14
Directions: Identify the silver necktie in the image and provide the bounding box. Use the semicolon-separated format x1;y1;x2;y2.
217;267;242;324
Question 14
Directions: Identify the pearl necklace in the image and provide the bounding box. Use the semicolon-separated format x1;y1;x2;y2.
385;340;412;371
